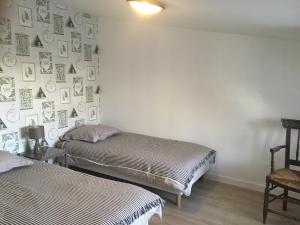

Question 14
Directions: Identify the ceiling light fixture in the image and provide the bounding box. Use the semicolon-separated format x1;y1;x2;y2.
127;0;165;15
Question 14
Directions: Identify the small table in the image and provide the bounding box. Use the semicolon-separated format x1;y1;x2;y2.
19;147;67;167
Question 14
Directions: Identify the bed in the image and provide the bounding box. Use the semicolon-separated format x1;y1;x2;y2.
0;153;163;225
59;126;216;207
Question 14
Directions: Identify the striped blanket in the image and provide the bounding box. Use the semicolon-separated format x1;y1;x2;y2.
0;161;163;225
62;132;216;196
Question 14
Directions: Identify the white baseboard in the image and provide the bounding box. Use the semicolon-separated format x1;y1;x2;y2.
208;173;265;193
208;173;300;198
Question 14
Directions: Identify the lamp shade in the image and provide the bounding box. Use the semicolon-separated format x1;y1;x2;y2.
28;126;45;139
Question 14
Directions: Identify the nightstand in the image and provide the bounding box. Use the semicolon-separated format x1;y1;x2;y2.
19;147;67;167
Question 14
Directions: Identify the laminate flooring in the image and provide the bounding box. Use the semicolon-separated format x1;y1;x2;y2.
150;180;299;225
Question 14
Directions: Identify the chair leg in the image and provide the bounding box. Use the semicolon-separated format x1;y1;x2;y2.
283;189;288;211
263;182;270;224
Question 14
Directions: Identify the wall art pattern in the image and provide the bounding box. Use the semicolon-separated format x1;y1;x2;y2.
0;0;100;153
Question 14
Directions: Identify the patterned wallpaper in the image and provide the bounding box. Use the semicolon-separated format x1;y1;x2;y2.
0;0;101;153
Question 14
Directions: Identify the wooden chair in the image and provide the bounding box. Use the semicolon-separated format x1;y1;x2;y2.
263;119;300;224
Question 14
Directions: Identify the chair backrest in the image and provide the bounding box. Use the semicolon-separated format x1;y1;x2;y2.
281;119;300;168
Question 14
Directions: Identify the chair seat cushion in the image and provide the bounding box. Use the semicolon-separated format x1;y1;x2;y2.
271;168;300;191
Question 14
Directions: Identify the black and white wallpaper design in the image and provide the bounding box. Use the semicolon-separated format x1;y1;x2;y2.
0;0;101;153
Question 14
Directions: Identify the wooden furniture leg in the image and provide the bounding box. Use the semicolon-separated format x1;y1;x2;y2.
283;189;288;211
201;173;208;182
176;195;182;207
263;181;270;224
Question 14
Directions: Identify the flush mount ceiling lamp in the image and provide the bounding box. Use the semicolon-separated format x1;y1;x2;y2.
127;0;165;15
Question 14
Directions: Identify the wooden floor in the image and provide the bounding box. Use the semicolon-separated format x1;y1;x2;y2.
149;180;299;225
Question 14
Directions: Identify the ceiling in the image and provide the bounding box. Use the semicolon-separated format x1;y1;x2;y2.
65;0;300;42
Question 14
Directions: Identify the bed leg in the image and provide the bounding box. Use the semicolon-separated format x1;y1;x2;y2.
176;195;182;207
201;173;208;182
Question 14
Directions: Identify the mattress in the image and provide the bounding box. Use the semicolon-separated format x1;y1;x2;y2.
62;132;216;196
0;161;163;225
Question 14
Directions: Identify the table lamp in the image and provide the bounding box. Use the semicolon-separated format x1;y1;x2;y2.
28;126;45;154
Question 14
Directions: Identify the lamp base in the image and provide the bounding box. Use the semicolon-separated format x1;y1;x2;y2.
33;139;42;155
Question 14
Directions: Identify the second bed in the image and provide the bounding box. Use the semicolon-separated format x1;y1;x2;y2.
59;125;216;206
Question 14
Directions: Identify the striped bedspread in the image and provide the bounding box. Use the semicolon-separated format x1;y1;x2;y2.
0;161;163;225
63;132;216;196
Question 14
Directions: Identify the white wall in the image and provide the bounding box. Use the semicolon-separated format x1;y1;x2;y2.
99;18;300;191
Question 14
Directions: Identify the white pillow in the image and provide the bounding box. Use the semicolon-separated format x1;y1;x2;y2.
0;151;33;174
